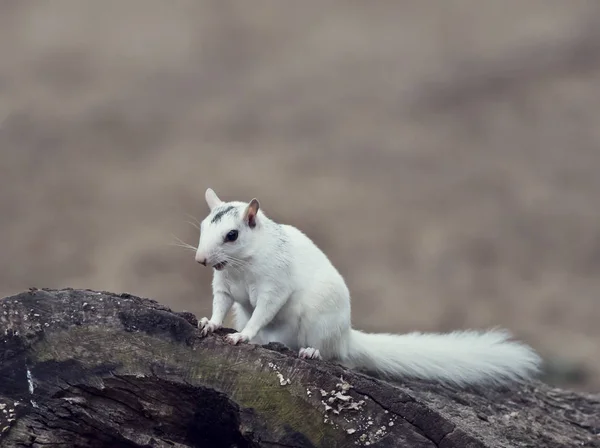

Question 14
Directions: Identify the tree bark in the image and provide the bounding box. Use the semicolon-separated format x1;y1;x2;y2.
0;288;598;447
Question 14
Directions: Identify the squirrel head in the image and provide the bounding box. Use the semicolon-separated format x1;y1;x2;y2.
195;188;262;271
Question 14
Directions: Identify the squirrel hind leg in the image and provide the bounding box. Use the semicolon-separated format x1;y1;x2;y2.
299;347;322;360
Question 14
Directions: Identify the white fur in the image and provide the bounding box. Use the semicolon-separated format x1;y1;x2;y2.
195;188;542;387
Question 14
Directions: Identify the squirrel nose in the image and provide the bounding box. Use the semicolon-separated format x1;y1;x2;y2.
195;254;207;266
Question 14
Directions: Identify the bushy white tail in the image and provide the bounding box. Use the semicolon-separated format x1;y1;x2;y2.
344;329;541;387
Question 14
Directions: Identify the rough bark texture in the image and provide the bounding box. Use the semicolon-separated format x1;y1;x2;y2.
0;288;598;448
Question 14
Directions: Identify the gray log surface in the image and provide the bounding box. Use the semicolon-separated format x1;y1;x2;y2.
0;288;598;447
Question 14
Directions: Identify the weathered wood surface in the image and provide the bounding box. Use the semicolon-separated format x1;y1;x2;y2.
0;288;598;447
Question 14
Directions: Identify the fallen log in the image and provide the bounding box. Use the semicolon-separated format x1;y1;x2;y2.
0;288;598;447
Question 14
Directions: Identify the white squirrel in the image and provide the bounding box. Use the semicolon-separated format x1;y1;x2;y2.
194;188;542;387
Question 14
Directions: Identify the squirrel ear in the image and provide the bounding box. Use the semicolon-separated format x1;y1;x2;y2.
243;198;260;228
205;188;223;210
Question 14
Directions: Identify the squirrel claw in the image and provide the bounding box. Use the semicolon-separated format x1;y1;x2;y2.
225;332;250;345
198;317;221;337
299;347;322;360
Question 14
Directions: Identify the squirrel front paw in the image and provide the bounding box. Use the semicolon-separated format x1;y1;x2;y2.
225;332;250;345
198;317;221;337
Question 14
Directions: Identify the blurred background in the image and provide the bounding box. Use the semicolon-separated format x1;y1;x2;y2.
1;1;599;392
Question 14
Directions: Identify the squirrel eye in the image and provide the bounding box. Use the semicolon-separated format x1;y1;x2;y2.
225;230;238;242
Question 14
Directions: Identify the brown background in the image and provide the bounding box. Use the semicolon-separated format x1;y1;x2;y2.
1;1;599;391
